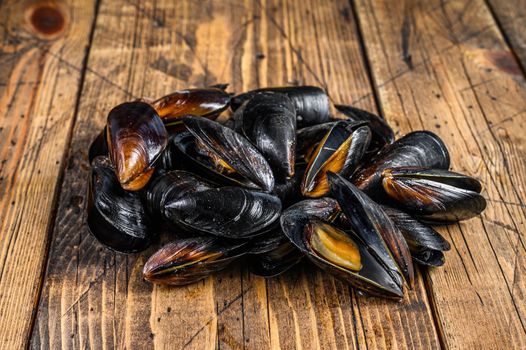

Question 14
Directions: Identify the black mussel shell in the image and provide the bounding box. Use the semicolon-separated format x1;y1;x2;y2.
382;167;486;223
88;128;108;163
352;131;450;197
411;248;445;267
248;241;302;277
328;173;413;288
151;86;230;122
231;86;330;127
180;116;275;192
273;163;306;206
241;92;297;179
335;104;395;153
87;157;153;253
302;122;371;198
143;236;247;285
382;205;451;252
107;102;168;191
164;186;282;239
155;134;183;172
145;170;211;219
245;229;287;255
296;122;338;162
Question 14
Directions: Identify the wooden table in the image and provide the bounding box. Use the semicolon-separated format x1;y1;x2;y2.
1;0;525;348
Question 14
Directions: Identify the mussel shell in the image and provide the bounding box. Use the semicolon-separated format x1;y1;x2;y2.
411;248;445;267
273;163;306;206
384;167;482;192
281;213;403;299
352;131;450;196
88;128;108;163
245;228;288;255
155;134;182;172
241;92;297;179
382;205;450;252
335;104;394;153
143;236;247;285
164;186;282;239
145;170;211;219
87;157;152;253
151;87;231;122
107;102;168;191
248;241;302;277
301;122;371;198
231;86;330;127
382;167;486;223
328;173;413;287
296;122;338;161
180;116;275;192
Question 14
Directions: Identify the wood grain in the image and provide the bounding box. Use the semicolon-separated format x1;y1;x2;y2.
29;0;442;349
486;0;526;70
354;0;526;348
0;0;96;348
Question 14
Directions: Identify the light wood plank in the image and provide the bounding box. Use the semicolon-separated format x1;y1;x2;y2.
31;0;440;348
0;0;96;348
354;0;526;348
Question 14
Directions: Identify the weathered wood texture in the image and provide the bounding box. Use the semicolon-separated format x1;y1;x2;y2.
354;0;526;348
0;0;96;348
29;0;442;349
486;0;526;69
0;0;523;348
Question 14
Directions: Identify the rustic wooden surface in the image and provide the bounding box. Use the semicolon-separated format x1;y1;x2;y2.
0;0;524;349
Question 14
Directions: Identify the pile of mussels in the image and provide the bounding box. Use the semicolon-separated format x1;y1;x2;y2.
87;85;486;300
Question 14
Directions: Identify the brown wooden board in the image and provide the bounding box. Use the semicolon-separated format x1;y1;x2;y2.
0;0;523;348
29;0;442;349
354;0;526;348
486;0;526;70
0;0;96;348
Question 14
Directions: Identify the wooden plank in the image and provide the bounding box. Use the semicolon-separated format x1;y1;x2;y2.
486;0;526;70
31;0;440;348
354;0;526;348
0;0;96;348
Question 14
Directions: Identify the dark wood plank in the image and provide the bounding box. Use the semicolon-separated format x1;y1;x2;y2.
354;0;526;348
31;0;440;348
486;0;526;70
0;0;96;347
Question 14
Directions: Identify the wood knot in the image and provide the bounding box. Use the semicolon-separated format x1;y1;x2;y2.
26;2;67;39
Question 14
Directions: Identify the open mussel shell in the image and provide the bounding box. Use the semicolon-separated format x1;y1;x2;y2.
281;209;403;299
164;186;282;239
301;121;371;198
87;157;153;253
382;167;486;223
382;205;450;252
241;92;297;179
335;104;395;153
151;86;231;122
352;131;450;197
88;128;108;163
143;236;247;285
296;122;338;162
107;101;168;191
231;86;330;127
328;173;413;288
179;116;275;192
